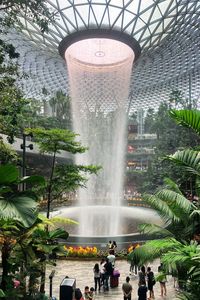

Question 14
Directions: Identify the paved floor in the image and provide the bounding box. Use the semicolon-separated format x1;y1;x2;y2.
45;259;177;299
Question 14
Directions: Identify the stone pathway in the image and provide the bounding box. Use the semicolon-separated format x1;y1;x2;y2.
45;259;177;299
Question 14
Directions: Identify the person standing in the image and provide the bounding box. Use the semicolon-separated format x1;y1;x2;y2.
100;258;106;287
112;241;117;254
122;276;132;300
138;266;146;286
147;267;155;299
138;280;148;300
107;249;116;267
158;263;167;297
129;244;139;275
93;263;101;291
107;240;113;250
103;258;113;291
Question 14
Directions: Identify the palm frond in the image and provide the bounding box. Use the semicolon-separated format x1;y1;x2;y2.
166;149;200;177
169;109;200;136
37;214;78;226
163;177;183;194
156;189;192;215
138;223;174;238
50;216;78;225
143;193;179;222
128;238;181;265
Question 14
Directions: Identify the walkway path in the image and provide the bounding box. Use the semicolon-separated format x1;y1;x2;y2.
46;259;177;299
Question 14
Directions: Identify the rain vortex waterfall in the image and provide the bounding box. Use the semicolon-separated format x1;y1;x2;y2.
66;39;134;236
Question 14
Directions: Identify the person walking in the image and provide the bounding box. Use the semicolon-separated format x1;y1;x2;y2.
93;263;101;291
122;276;132;300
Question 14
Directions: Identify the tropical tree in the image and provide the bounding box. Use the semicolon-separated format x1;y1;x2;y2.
0;164;74;298
0;1;53;144
49;90;71;129
1;1;52;32
26;128;100;218
129;109;200;299
7;215;75;298
0;164;45;293
140;99;200;193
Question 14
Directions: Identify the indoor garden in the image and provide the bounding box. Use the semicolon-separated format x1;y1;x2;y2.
0;1;200;300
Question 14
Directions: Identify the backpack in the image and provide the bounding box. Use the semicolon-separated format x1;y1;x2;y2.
105;262;113;275
152;277;156;285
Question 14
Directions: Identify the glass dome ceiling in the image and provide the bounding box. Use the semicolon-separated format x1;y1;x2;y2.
20;0;184;52
4;0;200;113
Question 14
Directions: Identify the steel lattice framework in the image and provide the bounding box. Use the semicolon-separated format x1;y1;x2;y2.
5;0;200;113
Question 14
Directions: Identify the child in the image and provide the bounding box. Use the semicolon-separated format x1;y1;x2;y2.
84;286;94;300
84;286;90;299
90;287;95;300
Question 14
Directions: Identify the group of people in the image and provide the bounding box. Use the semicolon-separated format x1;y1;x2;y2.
74;240;167;300
123;264;167;300
93;246;117;292
74;248;117;299
74;286;95;300
108;240;117;253
122;266;155;300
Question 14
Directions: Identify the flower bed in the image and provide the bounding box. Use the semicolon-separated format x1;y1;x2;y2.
64;246;98;257
63;246;129;258
127;243;140;253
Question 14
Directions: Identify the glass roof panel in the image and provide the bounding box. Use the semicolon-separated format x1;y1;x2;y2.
17;0;194;53
106;6;121;24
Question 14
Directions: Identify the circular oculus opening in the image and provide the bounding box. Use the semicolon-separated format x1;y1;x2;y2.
65;38;134;66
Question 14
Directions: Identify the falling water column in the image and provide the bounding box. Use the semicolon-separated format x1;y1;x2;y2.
65;38;134;236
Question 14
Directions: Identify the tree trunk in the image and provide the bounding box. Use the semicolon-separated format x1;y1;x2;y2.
39;261;46;294
0;241;11;291
46;150;56;219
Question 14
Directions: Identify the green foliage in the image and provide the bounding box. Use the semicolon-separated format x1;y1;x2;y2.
128;238;181;265
0;140;19;164
49;91;72;129
2;215;70;297
169;110;200;135
0;164;19;184
26;128;87;154
136;108;200;299
52;164;101;196
0;1;54;146
25;127;100;217
138;223;174;238
1;1;53;33
167;149;200;177
144;108;156;133
0;164;45;227
0;289;5;297
0;87;28;144
140;100;200;193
